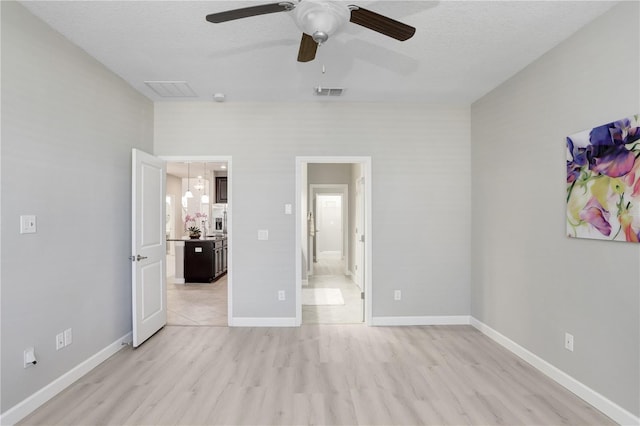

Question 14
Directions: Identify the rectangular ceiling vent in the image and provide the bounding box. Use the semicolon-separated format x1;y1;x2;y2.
314;87;344;96
144;81;197;98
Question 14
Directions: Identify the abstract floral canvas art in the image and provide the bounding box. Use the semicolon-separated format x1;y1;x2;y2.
567;115;640;242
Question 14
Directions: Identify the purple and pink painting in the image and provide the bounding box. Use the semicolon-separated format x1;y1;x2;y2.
567;115;640;242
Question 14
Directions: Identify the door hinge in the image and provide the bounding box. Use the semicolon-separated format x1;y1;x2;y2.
361;292;364;300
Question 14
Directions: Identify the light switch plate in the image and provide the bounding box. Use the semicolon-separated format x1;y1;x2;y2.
20;215;37;234
64;328;73;346
284;204;292;215
56;333;64;351
258;230;269;241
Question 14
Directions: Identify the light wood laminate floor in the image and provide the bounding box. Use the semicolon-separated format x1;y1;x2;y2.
19;325;613;426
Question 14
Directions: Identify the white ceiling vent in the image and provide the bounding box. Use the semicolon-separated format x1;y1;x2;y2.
144;81;197;98
314;87;344;96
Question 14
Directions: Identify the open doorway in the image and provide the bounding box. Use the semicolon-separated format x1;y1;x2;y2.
296;158;372;326
316;194;343;260
163;158;231;326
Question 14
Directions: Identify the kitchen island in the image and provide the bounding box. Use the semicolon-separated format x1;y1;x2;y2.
168;236;227;283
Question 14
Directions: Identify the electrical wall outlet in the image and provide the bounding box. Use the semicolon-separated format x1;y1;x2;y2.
56;333;65;350
278;290;285;301
64;328;73;346
565;332;574;352
20;215;37;234
24;347;37;368
394;290;402;301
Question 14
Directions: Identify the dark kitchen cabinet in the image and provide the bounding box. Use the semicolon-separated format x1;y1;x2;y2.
184;241;215;283
184;239;227;283
215;177;228;203
222;240;228;273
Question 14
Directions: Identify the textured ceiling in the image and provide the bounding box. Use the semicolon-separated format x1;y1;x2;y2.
21;0;617;104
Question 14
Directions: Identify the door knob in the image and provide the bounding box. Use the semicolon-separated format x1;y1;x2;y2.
129;254;148;262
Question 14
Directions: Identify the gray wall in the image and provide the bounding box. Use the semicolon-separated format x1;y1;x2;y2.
308;163;352;185
471;1;639;416
1;1;153;413
154;103;471;318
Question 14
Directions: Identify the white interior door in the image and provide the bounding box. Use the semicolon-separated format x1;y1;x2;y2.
132;149;166;347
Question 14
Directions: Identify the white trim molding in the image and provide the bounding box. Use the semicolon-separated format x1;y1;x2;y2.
371;316;471;326
0;332;133;426
230;317;297;327
470;317;639;426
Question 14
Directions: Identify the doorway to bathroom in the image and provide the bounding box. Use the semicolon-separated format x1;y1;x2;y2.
296;157;372;326
315;193;344;266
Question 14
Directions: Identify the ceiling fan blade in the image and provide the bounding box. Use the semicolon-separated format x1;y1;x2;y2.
348;6;416;41
206;2;295;23
297;33;318;62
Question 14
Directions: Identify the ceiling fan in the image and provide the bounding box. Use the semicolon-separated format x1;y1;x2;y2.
205;0;416;62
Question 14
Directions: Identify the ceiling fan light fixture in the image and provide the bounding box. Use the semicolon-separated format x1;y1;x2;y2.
295;1;350;44
205;1;416;63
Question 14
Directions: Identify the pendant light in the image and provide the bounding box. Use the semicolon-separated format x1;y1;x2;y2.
201;162;210;204
185;162;193;198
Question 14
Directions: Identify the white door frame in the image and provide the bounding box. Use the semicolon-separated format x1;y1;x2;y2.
354;176;365;291
309;185;348;276
160;155;233;326
295;156;372;326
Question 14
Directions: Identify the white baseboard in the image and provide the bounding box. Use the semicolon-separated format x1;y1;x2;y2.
0;332;132;426
470;317;639;426
173;278;185;284
230;317;297;327
371;315;471;326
